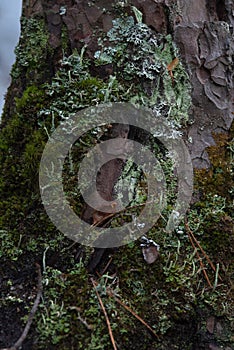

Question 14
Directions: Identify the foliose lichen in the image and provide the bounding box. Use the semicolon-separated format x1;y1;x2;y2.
94;15;191;128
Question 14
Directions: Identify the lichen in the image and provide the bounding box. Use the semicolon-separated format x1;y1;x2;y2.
11;17;50;82
0;9;233;350
94;15;191;128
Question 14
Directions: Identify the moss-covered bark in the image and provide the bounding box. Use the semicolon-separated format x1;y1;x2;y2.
0;1;233;349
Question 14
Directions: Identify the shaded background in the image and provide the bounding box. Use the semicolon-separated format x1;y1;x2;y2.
0;0;22;116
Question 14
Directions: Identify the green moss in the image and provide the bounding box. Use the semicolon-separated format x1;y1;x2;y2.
11;17;50;82
22;130;46;180
0;229;23;260
61;24;70;54
15;85;46;116
0;9;233;350
191;131;234;265
195;133;233;201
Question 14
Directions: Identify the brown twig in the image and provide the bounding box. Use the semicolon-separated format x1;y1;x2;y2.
100;257;113;276
1;263;43;350
91;278;117;350
185;223;222;281
107;288;159;340
186;228;213;288
184;217;222;286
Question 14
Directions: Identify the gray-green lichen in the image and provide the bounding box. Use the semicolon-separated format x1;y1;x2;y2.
11;17;49;81
38;14;191;131
95;15;191;128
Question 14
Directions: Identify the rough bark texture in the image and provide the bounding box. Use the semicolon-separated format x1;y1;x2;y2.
7;0;230;168
174;0;233;167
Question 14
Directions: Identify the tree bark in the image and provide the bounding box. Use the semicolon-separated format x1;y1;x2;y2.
3;0;233;166
0;1;233;350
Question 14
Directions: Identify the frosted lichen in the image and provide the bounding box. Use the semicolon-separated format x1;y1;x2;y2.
95;15;191;128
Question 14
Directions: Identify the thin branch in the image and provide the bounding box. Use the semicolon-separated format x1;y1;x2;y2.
1;263;43;350
91;278;117;350
186;228;212;288
107;288;159;340
100;257;113;276
187;224;222;281
185;217;223;283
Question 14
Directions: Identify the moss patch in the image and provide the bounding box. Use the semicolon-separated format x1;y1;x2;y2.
11;17;50;82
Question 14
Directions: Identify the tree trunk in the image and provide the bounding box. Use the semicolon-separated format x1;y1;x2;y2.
0;1;233;349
